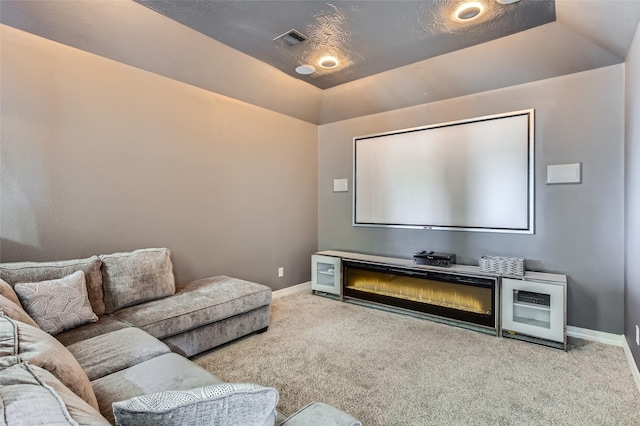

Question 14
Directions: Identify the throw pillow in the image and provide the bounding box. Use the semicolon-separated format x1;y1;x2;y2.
0;293;39;328
0;362;110;425
0;255;106;315
112;383;279;426
1;277;40;327
0;277;21;305
14;270;98;335
0;313;100;410
100;248;175;314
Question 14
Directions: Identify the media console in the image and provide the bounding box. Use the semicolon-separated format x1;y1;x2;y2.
312;250;567;349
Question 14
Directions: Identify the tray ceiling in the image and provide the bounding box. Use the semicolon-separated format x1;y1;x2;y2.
134;0;556;89
2;0;640;123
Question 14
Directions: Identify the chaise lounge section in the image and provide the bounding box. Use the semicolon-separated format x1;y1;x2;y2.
111;275;272;357
0;248;361;425
0;248;271;355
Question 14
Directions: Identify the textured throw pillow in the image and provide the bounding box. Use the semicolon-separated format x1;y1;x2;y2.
100;248;175;314
0;255;106;315
14;270;98;335
112;383;279;426
0;313;100;410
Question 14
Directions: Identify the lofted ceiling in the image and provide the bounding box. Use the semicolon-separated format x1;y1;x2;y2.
133;0;556;89
1;0;640;124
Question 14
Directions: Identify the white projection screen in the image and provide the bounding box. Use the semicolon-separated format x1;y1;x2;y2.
353;110;534;233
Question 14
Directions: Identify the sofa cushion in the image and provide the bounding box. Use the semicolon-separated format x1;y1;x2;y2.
0;313;100;410
0;362;110;425
67;328;171;381
100;248;175;314
91;353;221;424
0;256;106;315
0;278;39;327
14;270;98;335
112;383;278;426
0;292;39;328
113;276;271;339
161;304;270;357
1;278;21;305
56;315;132;347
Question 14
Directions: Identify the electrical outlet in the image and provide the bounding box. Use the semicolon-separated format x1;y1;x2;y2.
278;267;284;278
636;325;639;346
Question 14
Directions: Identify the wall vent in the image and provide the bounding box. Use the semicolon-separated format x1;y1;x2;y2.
273;29;308;47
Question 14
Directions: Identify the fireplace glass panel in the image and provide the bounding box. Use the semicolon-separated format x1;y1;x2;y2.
345;268;493;315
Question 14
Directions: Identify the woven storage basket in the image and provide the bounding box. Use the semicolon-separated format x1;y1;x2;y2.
479;255;525;276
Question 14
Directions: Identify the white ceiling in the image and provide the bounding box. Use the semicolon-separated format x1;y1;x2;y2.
1;0;640;124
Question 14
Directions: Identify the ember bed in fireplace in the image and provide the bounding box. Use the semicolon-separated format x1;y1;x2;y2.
342;260;499;335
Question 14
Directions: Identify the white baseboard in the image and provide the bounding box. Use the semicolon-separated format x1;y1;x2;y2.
271;291;640;392
273;294;627;346
623;337;640;394
566;326;624;346
564;326;640;392
272;282;311;299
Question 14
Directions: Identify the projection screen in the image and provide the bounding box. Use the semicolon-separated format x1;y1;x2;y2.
353;110;534;233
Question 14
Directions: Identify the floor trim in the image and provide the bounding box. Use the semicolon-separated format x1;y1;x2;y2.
274;287;639;392
623;337;640;394
272;282;311;299
274;290;627;347
566;326;624;346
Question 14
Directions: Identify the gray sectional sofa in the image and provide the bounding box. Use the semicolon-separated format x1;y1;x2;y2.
0;248;360;425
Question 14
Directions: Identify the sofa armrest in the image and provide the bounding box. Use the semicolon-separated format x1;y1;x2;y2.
278;402;361;426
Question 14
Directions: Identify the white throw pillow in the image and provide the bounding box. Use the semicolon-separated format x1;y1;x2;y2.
14;270;98;335
112;383;279;426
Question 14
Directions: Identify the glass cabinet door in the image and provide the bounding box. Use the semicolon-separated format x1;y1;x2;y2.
501;278;565;343
311;254;341;296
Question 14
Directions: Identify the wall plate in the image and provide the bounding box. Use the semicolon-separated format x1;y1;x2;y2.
333;179;348;192
547;163;581;184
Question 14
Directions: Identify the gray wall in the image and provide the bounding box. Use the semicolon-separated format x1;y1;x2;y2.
319;65;625;333
318;22;621;124
0;10;634;340
0;0;323;124
625;22;640;366
0;25;318;290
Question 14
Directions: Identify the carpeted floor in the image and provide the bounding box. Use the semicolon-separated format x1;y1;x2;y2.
193;290;640;425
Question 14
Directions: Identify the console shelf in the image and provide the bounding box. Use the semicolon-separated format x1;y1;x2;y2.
513;301;551;311
502;277;566;349
311;254;341;297
313;250;567;349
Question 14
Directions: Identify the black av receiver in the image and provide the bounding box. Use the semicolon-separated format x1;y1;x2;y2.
413;250;456;267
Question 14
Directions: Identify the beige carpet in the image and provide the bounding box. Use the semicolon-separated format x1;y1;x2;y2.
193;290;640;425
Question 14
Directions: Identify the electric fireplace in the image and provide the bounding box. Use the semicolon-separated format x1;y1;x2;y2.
342;260;498;333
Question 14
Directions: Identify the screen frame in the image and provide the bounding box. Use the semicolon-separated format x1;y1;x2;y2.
352;109;535;234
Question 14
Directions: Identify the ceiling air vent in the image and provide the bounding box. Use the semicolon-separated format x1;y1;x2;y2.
273;29;308;47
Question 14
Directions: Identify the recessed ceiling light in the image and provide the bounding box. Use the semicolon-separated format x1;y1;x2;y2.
295;64;315;75
455;2;484;21
495;0;521;4
319;56;339;69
